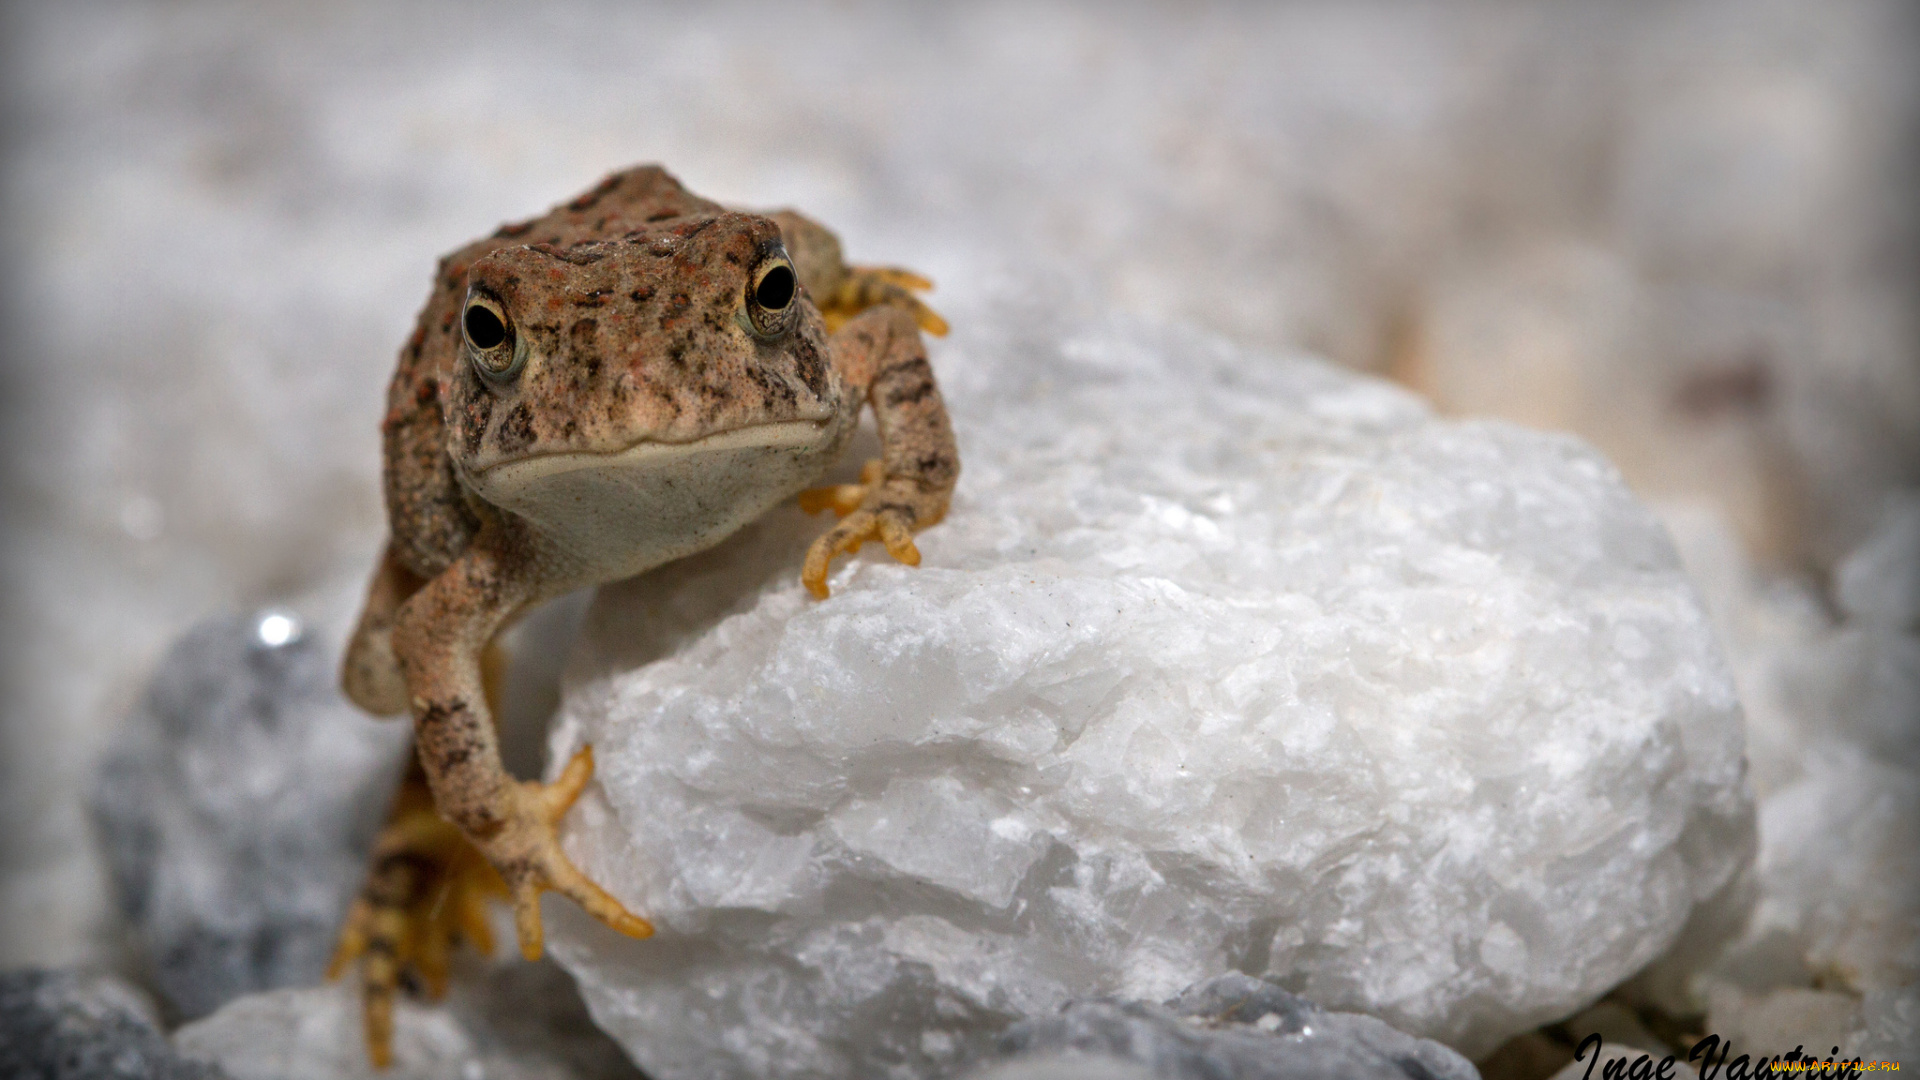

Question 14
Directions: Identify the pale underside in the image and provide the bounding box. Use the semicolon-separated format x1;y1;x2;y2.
463;418;850;584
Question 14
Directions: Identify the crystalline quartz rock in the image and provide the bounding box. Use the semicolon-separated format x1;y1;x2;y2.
965;972;1479;1080
542;290;1754;1074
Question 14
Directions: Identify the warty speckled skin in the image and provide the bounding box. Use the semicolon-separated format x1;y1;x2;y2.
329;165;957;1066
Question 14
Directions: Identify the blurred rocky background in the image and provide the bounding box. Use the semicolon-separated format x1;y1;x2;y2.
2;0;1915;1076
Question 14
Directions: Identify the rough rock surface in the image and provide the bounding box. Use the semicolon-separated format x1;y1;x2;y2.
543;294;1754;1075
172;958;646;1080
963;972;1479;1080
90;611;411;1021
0;967;227;1080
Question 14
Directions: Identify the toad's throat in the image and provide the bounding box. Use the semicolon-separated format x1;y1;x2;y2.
466;419;844;581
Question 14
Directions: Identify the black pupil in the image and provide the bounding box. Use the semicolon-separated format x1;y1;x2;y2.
755;265;796;311
465;304;507;349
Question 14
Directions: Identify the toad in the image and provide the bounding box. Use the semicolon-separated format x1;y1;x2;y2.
326;166;957;1066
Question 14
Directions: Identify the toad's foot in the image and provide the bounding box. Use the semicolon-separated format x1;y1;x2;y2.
330;748;650;1069
799;458;944;599
797;457;887;519
477;746;654;962
819;266;949;337
328;778;506;1069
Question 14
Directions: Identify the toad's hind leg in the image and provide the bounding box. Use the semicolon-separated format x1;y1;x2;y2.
329;642;511;1069
328;754;506;1069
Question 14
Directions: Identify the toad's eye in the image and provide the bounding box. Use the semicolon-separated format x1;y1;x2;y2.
755;263;795;310
745;253;799;339
465;304;506;349
463;293;524;382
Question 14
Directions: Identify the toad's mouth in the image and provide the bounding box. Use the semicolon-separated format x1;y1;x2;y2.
471;418;835;490
463;418;844;579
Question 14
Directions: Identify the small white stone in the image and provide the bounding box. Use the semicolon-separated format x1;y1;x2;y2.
1835;492;1920;631
1649;498;1919;1022
174;983;483;1080
173;962;638;1080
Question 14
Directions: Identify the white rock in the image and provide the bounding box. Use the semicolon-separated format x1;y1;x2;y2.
1835;493;1920;632
1703;985;1861;1063
1558;1000;1668;1061
541;291;1752;1074
1849;987;1920;1065
178;980;503;1076
966;1058;1155;1080
172;959;645;1080
1647;498;1919;1029
966;972;1479;1080
176;983;484;1080
1750;748;1919;993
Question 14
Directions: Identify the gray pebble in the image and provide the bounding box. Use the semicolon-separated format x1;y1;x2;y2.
0;967;228;1080
90;611;411;1022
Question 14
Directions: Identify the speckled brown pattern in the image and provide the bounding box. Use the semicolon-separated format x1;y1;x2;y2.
383;166;727;579
334;165;958;1067
800;304;959;597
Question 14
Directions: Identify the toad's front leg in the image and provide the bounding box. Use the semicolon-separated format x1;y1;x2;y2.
802;305;959;598
390;524;654;958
